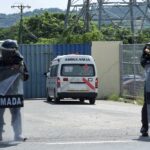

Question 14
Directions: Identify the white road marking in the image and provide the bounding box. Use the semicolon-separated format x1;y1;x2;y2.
45;140;134;145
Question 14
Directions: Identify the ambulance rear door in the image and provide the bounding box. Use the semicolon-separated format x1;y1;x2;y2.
59;63;97;93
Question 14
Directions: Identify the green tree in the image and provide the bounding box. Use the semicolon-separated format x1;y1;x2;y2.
0;25;18;41
1;11;150;44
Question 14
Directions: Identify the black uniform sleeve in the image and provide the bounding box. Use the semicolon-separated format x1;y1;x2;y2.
140;55;147;68
23;62;29;81
140;54;150;68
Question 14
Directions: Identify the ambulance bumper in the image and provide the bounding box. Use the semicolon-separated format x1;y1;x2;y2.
57;92;97;99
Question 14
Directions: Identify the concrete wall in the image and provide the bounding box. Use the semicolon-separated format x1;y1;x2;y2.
92;41;122;99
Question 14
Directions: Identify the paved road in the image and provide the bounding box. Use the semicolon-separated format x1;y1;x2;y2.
1;99;150;149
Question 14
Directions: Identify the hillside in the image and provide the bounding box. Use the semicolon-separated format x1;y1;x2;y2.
0;8;64;28
0;5;149;29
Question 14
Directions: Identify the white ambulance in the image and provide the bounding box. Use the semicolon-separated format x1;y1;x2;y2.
46;54;98;104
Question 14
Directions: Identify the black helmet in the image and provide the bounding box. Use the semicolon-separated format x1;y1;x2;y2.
1;39;18;49
1;39;23;64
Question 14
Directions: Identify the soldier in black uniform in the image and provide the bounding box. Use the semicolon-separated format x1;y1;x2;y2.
0;39;29;141
140;43;150;137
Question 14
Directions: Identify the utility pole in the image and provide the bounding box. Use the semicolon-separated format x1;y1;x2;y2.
11;4;31;44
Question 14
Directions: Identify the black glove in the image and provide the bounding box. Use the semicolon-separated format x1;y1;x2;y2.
23;72;29;81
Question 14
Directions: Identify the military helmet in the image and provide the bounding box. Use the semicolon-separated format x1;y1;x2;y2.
1;39;18;49
1;39;23;64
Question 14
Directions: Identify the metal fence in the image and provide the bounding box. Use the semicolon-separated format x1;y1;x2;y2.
19;43;91;98
20;44;53;98
120;44;145;98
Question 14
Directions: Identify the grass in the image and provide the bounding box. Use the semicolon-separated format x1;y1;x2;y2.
108;94;119;101
107;94;144;105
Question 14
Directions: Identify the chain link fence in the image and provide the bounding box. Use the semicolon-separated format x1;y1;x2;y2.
120;44;145;99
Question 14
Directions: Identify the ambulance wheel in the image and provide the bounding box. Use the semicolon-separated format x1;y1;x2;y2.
89;99;95;104
80;98;84;103
47;89;52;102
54;90;60;103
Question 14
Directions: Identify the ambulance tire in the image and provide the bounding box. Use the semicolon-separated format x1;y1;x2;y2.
80;98;84;103
89;99;95;105
47;89;52;102
54;90;60;104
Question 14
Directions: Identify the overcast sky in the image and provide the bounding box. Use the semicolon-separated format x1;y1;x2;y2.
0;0;102;14
0;0;69;14
0;0;142;14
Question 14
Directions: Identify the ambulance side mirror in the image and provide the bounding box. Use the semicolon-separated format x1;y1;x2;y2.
44;72;50;77
44;72;47;77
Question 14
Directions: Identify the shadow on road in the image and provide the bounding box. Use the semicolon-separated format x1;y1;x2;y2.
44;100;92;105
0;141;19;148
133;136;150;142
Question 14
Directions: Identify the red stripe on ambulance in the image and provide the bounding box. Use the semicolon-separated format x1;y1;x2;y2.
82;78;95;90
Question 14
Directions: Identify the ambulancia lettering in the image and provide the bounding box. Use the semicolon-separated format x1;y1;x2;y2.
65;58;90;61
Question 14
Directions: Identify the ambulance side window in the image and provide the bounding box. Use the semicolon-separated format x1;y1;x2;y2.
50;65;58;77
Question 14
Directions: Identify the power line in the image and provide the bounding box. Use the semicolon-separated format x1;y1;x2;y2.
65;0;150;37
11;4;31;44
